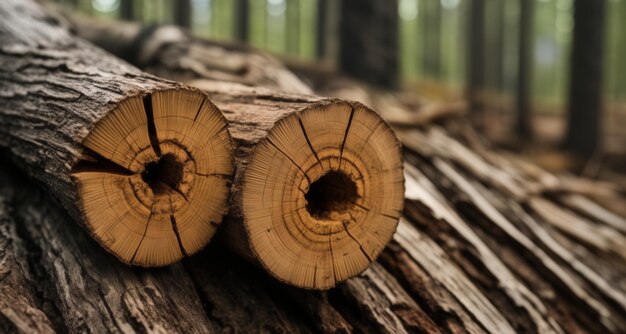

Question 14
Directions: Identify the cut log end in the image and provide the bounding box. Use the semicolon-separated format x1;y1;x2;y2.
242;102;404;289
71;88;234;267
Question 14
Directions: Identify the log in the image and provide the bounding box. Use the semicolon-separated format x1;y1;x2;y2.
0;0;233;266
191;80;405;289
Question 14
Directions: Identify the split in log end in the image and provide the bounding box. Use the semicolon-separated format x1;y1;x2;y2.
71;88;234;267
243;101;404;289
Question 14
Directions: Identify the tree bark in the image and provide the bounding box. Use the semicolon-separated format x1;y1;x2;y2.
0;199;55;333
0;0;233;266
119;0;133;20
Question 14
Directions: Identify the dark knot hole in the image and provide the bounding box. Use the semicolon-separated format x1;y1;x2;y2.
141;153;183;194
305;171;358;220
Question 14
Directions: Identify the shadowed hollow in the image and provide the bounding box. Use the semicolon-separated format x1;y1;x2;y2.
305;170;358;220
141;153;184;195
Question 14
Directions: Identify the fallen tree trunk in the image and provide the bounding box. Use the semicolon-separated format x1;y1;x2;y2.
190;80;404;289
0;0;234;266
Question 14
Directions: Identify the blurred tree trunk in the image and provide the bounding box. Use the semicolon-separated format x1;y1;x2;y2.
495;1;505;94
466;0;485;125
316;0;327;59
119;0;133;20
173;0;191;28
516;0;534;139
339;0;399;89
286;0;300;55
234;0;249;42
565;0;606;157
422;0;442;78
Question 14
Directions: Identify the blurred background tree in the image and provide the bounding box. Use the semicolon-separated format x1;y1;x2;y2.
54;0;626;170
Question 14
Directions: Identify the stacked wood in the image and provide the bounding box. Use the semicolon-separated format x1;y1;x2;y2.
0;0;234;266
2;5;625;333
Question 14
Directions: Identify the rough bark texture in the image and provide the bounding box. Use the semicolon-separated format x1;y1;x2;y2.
4;11;626;333
0;199;55;334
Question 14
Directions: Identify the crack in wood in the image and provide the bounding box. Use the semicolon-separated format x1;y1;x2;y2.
143;94;161;157
345;215;373;262
328;234;338;286
130;210;153;264
266;137;311;185
170;214;188;257
338;107;355;170
193;97;207;122
71;146;135;176
297;115;322;169
195;172;232;180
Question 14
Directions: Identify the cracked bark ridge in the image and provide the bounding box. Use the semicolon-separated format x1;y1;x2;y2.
0;0;233;266
0;199;55;333
193;80;404;289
